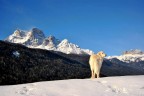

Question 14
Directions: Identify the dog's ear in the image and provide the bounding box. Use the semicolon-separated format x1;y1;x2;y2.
100;51;104;53
97;51;102;55
97;51;105;56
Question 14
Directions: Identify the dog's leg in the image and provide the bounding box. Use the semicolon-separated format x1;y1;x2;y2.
90;67;95;79
90;61;95;79
97;61;102;78
97;71;100;78
94;61;99;78
94;71;97;78
91;70;94;79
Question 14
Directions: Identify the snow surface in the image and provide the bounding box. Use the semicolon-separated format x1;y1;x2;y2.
13;51;20;57
0;75;144;96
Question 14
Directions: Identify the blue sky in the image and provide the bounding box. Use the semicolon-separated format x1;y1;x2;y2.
0;0;144;55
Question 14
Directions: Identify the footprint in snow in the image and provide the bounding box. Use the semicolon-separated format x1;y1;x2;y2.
97;80;107;84
107;85;128;94
140;86;144;89
16;83;36;95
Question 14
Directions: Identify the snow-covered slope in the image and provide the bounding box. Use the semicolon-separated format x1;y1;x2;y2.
107;49;144;63
5;28;94;55
6;29;29;44
1;75;144;96
56;39;93;54
5;28;45;47
37;35;60;50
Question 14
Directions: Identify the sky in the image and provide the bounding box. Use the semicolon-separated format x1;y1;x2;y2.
0;0;144;55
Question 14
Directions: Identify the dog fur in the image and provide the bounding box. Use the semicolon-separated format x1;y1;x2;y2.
89;51;106;78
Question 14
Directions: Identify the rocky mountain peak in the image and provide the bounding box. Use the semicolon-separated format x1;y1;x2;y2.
41;35;60;49
31;28;43;33
13;29;21;36
30;28;45;38
48;35;56;41
61;39;69;43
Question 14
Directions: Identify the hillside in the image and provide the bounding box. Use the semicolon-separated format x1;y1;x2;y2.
0;40;144;85
54;51;144;76
0;40;92;85
106;49;144;73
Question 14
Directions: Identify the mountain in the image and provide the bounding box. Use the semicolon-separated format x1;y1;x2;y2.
106;49;144;73
38;35;60;50
3;28;144;85
6;28;45;47
5;28;94;55
52;51;144;77
0;40;93;85
0;40;144;85
106;49;144;63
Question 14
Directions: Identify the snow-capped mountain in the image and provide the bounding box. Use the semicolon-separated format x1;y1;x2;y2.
27;28;45;47
5;28;94;55
6;28;45;47
56;39;93;54
107;49;144;63
37;35;60;50
57;39;82;54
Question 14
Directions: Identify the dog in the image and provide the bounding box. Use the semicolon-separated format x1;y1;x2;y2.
89;51;106;78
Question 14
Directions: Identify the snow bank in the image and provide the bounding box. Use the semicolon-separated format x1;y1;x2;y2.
0;75;144;96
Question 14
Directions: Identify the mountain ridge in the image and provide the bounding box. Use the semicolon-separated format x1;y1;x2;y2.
1;40;144;85
107;49;144;63
5;28;94;55
4;28;144;63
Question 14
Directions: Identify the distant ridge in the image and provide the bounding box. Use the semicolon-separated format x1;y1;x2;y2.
123;49;144;55
107;49;144;63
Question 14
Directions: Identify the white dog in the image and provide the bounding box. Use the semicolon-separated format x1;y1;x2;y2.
89;51;106;78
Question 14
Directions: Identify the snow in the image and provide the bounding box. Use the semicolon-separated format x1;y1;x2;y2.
6;29;29;44
141;57;144;61
0;75;144;96
13;51;20;57
57;39;84;54
82;49;94;55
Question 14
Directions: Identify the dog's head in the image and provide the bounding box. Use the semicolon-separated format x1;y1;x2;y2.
97;51;106;58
